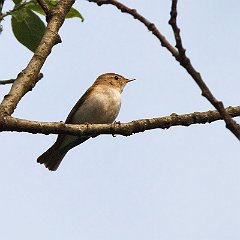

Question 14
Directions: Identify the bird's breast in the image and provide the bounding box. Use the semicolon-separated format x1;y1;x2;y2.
71;87;121;124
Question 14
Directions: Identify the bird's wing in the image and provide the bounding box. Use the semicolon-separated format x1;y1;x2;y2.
53;86;95;148
65;86;94;124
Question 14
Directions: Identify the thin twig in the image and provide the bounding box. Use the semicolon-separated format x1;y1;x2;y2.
168;0;240;140
87;0;178;58
0;1;29;20
0;79;15;85
1;106;240;136
0;73;43;85
36;0;51;22
0;0;5;25
36;0;50;15
0;0;4;13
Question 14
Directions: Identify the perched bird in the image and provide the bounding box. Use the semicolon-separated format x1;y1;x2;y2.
37;73;134;171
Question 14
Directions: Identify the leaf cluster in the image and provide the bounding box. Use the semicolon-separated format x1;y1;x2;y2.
1;0;83;51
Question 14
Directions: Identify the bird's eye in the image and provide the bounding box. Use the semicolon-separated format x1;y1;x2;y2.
114;76;119;80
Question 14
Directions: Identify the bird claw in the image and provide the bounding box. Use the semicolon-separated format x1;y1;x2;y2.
112;121;121;137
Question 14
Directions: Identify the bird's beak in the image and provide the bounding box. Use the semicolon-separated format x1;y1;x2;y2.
126;78;136;83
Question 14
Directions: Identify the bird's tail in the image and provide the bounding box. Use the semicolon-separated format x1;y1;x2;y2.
37;143;67;171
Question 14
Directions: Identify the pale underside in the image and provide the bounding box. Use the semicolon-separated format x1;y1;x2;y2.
59;86;121;149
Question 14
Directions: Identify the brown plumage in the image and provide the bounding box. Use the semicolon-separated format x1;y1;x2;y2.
37;73;134;171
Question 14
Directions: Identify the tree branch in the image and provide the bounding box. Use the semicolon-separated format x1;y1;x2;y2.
0;0;4;31
36;0;50;14
87;0;240;140
0;79;15;85
1;0;239;141
0;1;75;121
0;1;31;21
0;73;43;86
87;0;178;58
168;0;240;139
0;0;4;10
1;106;239;137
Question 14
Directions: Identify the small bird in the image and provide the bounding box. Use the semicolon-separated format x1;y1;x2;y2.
37;73;134;171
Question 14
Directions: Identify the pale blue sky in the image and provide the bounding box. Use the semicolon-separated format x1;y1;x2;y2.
1;1;240;239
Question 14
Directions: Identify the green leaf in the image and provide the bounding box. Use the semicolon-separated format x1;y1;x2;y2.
13;0;22;4
11;8;46;52
47;0;57;5
26;0;84;21
66;7;84;21
26;1;45;16
26;0;58;13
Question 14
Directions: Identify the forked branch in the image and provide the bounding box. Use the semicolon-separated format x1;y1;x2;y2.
87;0;240;140
168;0;240;139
